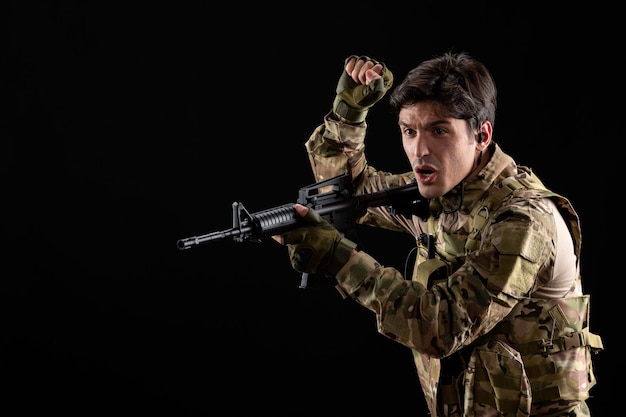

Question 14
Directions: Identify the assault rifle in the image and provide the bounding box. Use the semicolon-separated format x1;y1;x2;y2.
176;173;426;288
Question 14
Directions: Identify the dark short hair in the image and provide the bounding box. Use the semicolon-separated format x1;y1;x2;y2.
389;52;497;131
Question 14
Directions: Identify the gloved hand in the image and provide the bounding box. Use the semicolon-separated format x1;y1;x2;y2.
280;204;357;275
333;55;394;123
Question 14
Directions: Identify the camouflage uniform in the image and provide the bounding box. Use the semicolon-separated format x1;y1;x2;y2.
305;112;604;416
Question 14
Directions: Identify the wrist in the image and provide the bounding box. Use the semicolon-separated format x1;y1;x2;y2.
332;97;367;124
327;237;358;275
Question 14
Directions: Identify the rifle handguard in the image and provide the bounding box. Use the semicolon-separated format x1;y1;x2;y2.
326;237;358;276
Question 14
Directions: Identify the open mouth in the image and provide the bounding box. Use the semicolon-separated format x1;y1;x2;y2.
415;168;437;184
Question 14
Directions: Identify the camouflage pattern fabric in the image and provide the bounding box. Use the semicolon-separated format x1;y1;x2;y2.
307;112;603;416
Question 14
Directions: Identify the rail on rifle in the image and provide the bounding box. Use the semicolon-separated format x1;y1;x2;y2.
176;173;425;251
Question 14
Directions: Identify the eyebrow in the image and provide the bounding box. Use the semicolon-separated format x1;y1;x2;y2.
398;119;452;129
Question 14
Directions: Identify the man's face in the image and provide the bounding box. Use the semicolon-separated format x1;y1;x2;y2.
399;101;479;199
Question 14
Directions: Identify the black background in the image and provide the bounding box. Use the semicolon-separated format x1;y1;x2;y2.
4;2;618;415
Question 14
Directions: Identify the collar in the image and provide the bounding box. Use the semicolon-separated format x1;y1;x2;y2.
429;143;517;217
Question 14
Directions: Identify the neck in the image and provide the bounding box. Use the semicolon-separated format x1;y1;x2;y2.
467;145;491;181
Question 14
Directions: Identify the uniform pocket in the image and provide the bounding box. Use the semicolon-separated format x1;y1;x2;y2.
464;340;531;416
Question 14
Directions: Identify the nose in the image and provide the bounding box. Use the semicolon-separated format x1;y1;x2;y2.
406;134;428;159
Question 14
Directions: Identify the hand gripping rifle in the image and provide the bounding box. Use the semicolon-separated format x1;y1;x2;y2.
176;173;426;288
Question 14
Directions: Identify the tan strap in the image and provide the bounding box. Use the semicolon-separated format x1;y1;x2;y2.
465;177;525;252
473;388;520;414
532;385;561;403
465;172;548;252
508;328;603;356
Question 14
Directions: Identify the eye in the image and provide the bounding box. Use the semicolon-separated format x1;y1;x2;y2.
433;127;446;136
402;127;416;136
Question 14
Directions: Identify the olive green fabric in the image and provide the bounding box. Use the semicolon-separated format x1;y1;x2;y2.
332;55;394;123
282;207;357;276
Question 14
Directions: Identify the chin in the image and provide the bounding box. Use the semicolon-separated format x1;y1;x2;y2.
417;185;439;199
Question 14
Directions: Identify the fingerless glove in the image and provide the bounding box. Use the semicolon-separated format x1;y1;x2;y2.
332;55;394;123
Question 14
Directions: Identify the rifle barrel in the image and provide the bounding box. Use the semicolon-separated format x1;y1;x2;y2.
176;227;251;250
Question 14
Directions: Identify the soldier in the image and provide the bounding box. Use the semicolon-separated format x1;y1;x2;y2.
273;53;604;416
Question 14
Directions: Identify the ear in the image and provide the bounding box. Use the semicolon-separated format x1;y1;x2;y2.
476;121;493;150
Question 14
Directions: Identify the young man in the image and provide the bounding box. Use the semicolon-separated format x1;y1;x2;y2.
273;53;604;416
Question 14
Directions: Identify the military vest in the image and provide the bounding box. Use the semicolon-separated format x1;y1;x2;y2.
412;168;604;416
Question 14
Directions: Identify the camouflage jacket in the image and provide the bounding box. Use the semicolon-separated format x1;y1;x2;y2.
305;112;604;416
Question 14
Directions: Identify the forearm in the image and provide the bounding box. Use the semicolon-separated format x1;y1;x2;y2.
305;111;368;183
333;250;509;357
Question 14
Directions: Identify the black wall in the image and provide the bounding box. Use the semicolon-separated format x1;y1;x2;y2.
5;2;617;415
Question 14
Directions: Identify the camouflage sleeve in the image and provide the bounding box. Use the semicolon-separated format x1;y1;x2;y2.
354;169;421;236
333;194;558;357
334;250;515;357
305;116;420;235
305;111;368;183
